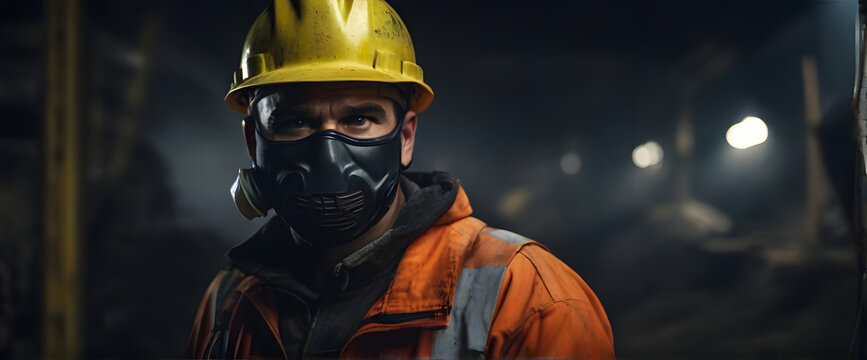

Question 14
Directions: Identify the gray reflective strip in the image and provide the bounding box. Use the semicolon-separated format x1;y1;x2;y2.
488;229;530;245
431;266;507;359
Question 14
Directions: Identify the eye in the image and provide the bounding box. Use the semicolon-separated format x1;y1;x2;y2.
269;116;309;130
342;116;370;127
288;119;307;128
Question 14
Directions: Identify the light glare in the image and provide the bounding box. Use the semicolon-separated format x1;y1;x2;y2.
560;152;582;175
726;116;768;149
632;141;664;168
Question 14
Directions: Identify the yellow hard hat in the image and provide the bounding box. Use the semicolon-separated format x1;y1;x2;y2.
225;0;434;114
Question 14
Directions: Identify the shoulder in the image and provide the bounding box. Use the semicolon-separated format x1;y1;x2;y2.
195;266;263;329
469;227;596;305
201;266;255;302
508;241;600;305
471;228;614;357
460;227;540;267
186;266;245;358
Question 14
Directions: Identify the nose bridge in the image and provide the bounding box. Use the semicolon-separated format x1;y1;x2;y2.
303;137;353;193
320;104;340;132
320;120;339;132
303;99;339;133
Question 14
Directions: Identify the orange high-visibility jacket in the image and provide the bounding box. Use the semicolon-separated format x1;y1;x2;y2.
186;184;614;359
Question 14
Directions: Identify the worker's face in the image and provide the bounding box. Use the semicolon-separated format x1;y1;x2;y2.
244;82;417;167
240;82;418;244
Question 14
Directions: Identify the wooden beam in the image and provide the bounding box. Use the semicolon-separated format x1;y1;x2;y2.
802;55;823;244
44;0;83;357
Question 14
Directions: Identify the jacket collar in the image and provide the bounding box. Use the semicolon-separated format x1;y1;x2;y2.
225;172;466;295
334;172;460;280
360;178;483;321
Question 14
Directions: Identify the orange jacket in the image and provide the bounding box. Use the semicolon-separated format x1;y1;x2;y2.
186;184;614;359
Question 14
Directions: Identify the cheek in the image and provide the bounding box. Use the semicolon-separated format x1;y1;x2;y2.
242;119;257;155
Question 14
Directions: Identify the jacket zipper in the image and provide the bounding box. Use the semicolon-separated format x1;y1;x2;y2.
358;309;443;326
300;281;340;359
268;286;312;360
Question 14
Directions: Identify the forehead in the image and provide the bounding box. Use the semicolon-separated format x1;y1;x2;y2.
253;82;400;110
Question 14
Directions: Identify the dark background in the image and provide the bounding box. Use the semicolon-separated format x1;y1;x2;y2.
1;0;862;358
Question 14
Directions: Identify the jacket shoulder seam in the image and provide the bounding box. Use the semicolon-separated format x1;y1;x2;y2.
501;298;593;347
445;216;487;238
513;250;556;301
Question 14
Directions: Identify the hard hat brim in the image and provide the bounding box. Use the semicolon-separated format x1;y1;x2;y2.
224;63;434;115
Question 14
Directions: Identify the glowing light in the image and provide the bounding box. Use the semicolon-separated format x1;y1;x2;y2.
726;116;768;149
632;141;664;168
560;152;582;175
498;186;533;219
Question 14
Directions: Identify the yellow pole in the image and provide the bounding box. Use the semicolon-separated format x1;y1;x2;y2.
44;0;83;357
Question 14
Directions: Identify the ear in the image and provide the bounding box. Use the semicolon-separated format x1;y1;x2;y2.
400;110;418;168
242;117;257;162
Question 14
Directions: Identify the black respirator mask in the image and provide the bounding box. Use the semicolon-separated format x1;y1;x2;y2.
230;115;405;247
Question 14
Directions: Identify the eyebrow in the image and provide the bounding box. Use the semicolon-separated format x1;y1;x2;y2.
262;102;391;128
271;107;317;119
265;107;318;127
339;103;388;119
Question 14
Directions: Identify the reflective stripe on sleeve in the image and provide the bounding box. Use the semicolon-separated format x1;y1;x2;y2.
487;229;529;245
430;265;507;359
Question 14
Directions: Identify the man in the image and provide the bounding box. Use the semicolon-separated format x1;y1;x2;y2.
186;0;614;358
